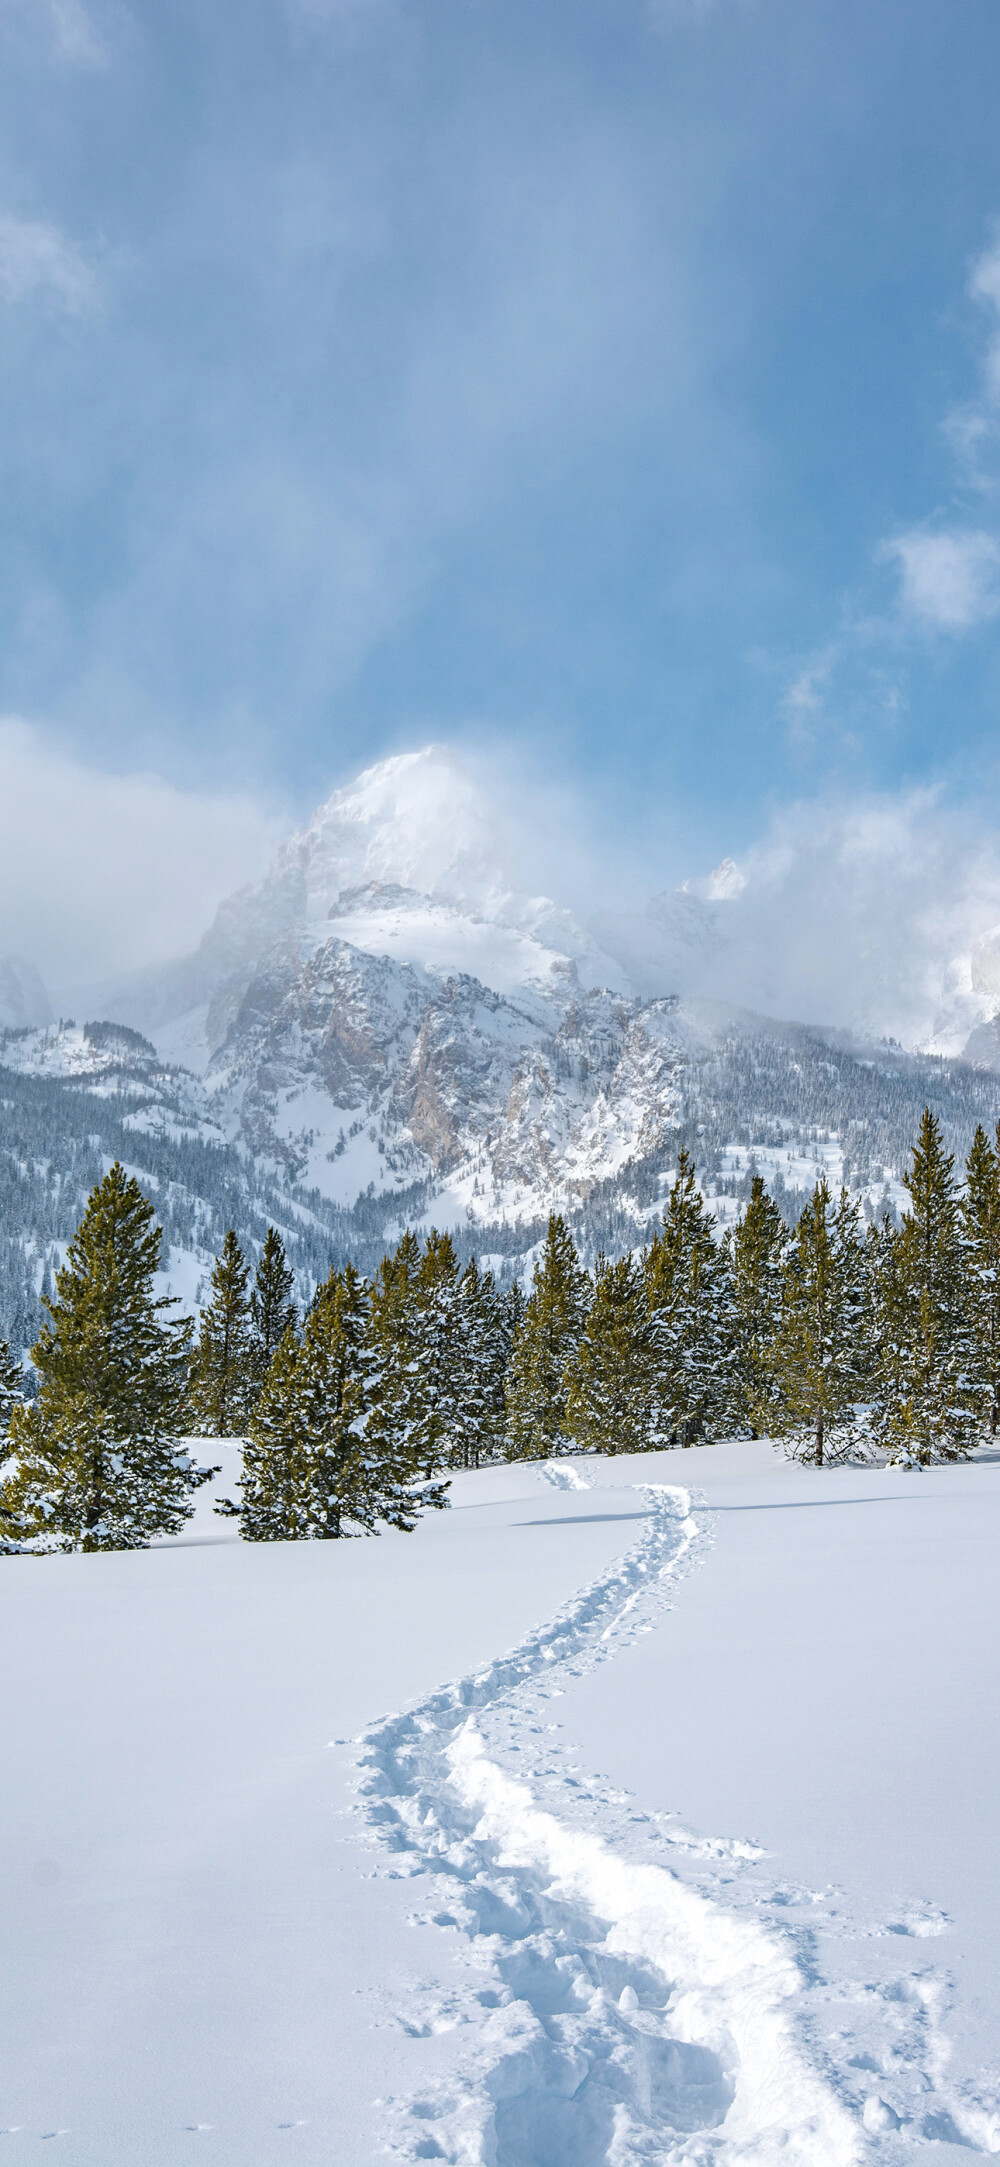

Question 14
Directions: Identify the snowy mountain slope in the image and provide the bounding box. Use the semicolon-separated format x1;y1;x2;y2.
200;930;1000;1236
203;931;689;1218
0;1022;367;1361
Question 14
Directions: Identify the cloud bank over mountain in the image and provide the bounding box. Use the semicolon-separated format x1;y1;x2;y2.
5;738;997;1059
0;717;284;995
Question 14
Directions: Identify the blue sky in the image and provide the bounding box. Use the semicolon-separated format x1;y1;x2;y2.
4;0;1000;944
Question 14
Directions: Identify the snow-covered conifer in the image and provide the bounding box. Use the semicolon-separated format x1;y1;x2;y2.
231;1265;368;1538
502;1278;527;1352
189;1229;254;1436
249;1227;297;1398
0;1163;208;1551
412;1230;464;1469
643;1151;737;1446
769;1177;869;1465
449;1258;508;1468
504;1215;590;1458
221;1324;307;1538
564;1251;653;1455
0;1339;23;1437
873;1109;978;1465
228;1257;447;1538
960;1123;1000;1436
727;1174;788;1434
363;1229;428;1473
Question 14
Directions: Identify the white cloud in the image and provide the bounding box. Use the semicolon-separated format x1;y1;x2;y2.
640;786;1000;1051
404;750;1000;1056
0;718;284;995
0;213;96;312
811;226;1000;661
884;528;1000;631
781;230;1000;724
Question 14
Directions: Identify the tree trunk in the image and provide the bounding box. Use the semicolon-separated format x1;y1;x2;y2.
815;1407;824;1468
83;1441;104;1551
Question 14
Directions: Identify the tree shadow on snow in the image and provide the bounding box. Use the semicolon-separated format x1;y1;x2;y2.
515;1510;652;1528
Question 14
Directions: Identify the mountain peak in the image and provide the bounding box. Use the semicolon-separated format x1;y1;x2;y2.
280;746;517;925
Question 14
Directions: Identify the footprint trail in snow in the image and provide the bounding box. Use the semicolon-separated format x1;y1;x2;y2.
357;1478;863;2165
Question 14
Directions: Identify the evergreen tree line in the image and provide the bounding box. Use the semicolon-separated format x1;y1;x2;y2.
1;1107;998;1551
555;1109;1000;1472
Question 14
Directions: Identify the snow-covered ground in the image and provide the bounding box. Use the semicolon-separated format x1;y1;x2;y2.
1;1442;998;2162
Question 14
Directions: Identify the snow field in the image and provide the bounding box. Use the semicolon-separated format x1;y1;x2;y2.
0;1467;648;2164
532;1445;1000;2160
3;1444;999;2161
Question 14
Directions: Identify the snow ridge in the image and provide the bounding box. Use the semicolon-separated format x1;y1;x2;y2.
356;1481;861;2165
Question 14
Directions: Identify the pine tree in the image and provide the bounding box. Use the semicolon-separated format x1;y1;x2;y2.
364;1229;428;1474
449;1259;509;1468
0;1339;23;1437
188;1230;254;1436
230;1266;363;1537
0;1164;208;1551
221;1323;307;1538
768;1178;869;1465
227;1258;448;1540
873;1109;979;1465
249;1227;297;1398
412;1230;463;1469
643;1151;737;1446
498;1280;527;1450
727;1175;788;1434
960;1124;1000;1436
564;1251;654;1455
502;1278;527;1351
504;1215;591;1458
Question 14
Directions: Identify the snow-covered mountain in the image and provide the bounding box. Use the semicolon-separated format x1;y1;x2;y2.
6;746;1000;1358
88;743;1000;1075
95;748;627;1068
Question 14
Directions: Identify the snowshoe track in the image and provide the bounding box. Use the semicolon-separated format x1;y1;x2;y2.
357;1478;862;2165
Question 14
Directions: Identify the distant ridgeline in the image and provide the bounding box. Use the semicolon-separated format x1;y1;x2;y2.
3;1012;1000;1365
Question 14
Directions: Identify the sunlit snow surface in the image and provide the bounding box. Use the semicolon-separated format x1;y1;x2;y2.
2;1442;999;2162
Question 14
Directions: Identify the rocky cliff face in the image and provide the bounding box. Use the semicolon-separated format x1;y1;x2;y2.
203;913;691;1220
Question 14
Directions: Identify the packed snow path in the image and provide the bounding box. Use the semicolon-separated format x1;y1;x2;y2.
359;1479;859;2165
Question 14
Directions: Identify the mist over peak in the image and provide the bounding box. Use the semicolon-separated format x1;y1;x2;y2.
7;731;1000;1062
280;748;517;925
